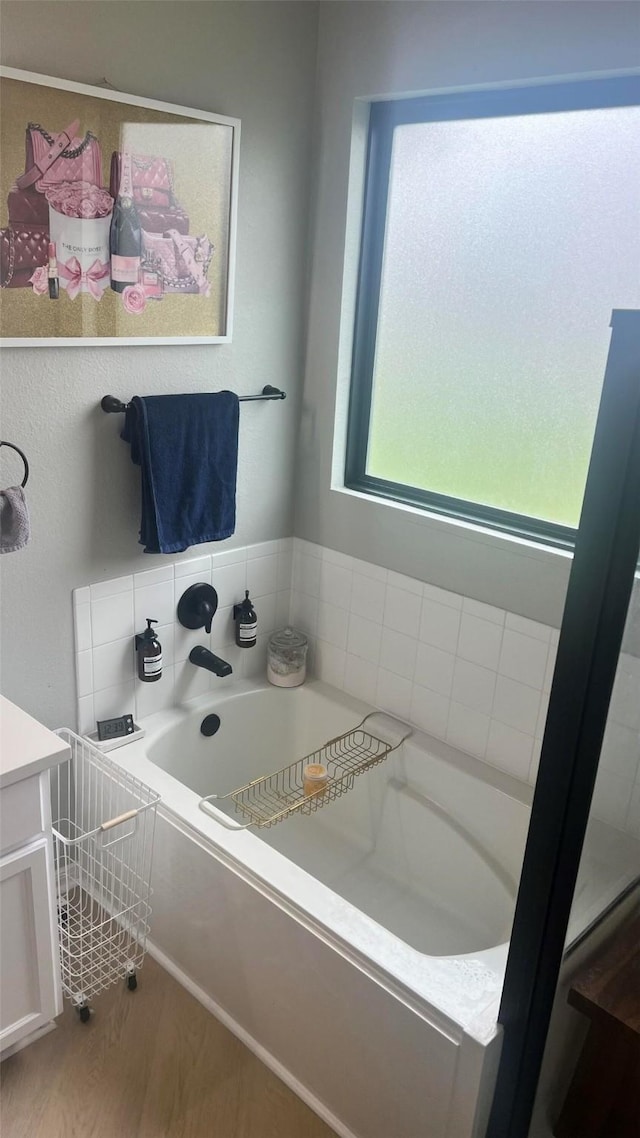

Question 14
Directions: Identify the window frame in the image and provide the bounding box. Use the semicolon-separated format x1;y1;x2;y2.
345;74;640;551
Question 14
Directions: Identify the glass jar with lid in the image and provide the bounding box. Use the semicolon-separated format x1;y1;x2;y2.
267;627;308;687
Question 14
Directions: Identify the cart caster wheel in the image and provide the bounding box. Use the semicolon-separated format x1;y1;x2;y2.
78;1006;91;1023
126;974;137;991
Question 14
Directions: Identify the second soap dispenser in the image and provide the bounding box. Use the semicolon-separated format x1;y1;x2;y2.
234;591;257;648
136;618;163;682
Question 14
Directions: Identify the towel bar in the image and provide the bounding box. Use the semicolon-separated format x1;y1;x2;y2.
101;386;286;414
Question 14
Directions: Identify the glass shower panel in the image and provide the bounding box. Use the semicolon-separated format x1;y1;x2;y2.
567;573;640;948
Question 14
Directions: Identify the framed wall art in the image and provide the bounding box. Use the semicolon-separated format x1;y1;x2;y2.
0;67;240;346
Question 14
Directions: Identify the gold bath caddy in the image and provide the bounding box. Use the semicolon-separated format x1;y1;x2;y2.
199;712;412;830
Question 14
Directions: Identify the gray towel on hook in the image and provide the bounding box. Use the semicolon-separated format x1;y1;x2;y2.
0;486;30;553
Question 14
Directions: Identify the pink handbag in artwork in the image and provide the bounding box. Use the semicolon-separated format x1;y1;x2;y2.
110;152;173;207
18;122;103;192
0;226;49;289
109;152;189;233
141;230;213;294
8;185;49;227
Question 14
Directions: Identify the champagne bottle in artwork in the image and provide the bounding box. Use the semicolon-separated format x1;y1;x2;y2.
109;152;141;292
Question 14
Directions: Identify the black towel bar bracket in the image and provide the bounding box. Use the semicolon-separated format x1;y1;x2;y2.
101;386;286;414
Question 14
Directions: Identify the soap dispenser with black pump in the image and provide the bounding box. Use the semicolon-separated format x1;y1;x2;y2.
234;591;257;648
136;619;162;682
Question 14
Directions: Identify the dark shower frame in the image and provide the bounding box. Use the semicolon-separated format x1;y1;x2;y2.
486;307;640;1136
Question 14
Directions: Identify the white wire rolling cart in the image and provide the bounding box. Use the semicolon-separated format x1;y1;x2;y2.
51;730;160;1022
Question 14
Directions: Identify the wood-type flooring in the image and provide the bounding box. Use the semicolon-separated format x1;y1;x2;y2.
1;954;337;1138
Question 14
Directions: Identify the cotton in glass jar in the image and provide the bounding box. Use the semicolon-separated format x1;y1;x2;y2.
267;627;308;687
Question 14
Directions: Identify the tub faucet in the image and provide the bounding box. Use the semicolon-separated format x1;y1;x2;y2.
189;646;233;677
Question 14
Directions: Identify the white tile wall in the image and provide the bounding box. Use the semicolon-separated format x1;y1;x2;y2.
296;541;637;846
410;684;450;739
290;538;555;786
457;612;503;670
451;659;496;716
73;539;292;736
414;643;455;697
72;534;640;839
420;599;461;654
590;648;640;834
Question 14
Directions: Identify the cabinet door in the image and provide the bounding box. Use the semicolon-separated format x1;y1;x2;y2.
0;838;61;1053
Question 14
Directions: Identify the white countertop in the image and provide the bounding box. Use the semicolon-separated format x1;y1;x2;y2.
0;696;70;789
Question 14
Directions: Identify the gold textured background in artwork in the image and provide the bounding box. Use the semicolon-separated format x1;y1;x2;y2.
0;77;234;339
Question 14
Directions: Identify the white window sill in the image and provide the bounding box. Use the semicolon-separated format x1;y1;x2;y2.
331;484;575;570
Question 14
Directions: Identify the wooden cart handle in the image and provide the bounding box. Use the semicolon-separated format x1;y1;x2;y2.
100;808;138;832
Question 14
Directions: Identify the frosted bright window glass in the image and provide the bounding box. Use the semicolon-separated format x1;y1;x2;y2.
367;107;640;527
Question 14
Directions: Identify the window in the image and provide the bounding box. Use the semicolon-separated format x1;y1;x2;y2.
345;77;640;548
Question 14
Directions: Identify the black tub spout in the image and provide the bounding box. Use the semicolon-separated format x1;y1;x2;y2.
189;646;232;677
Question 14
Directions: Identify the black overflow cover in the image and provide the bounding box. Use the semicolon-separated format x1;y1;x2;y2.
201;714;221;737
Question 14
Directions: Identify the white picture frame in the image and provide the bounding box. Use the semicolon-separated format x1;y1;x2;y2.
0;67;240;347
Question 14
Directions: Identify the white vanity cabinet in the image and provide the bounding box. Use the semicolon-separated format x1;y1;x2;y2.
0;697;69;1056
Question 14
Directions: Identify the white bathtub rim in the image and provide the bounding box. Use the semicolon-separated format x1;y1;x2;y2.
115;685;512;1043
143;678;529;962
154;797;501;1045
120;682;511;1041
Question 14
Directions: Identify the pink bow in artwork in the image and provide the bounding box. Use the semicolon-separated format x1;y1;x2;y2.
59;257;110;300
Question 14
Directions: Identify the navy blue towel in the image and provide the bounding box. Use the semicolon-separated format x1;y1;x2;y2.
121;392;239;554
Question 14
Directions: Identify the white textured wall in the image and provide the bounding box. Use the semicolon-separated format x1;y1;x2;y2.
295;0;639;626
0;1;318;727
2;1;637;723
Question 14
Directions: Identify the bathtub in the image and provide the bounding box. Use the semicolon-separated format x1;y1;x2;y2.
113;679;533;1138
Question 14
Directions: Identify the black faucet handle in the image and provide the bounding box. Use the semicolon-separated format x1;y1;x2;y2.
198;600;215;634
177;582;219;633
